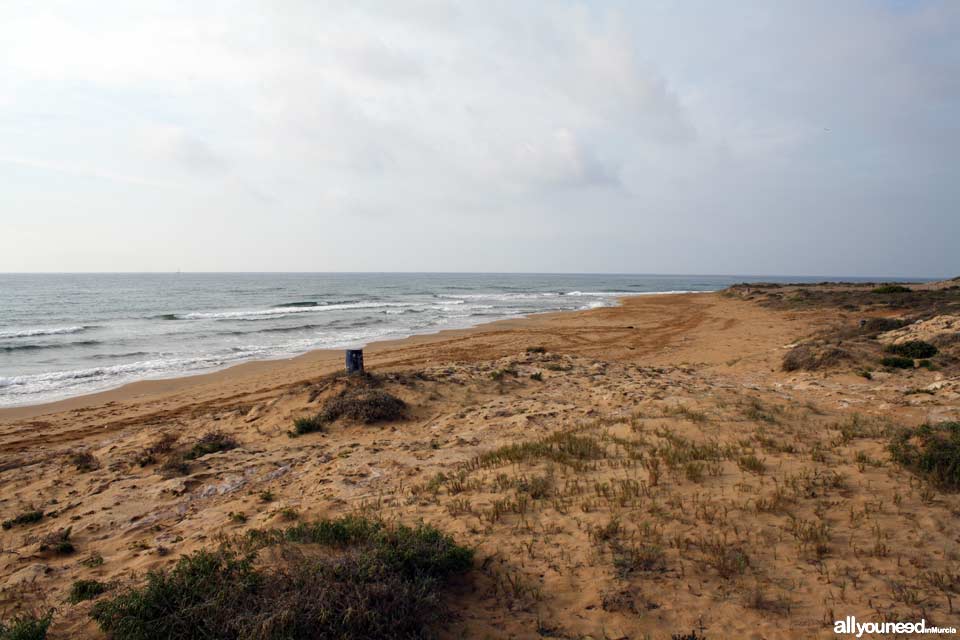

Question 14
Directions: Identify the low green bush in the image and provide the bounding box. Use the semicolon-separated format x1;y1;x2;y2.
1;510;43;530
319;388;406;424
69;579;112;603
184;431;238;460
871;285;911;294
90;517;472;640
291;415;325;435
886;340;938;359
890;421;960;489
782;345;852;372
0;612;52;640
881;356;914;369
859;317;906;333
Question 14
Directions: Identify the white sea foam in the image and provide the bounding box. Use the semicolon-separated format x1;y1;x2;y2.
181;301;414;320
0;326;87;339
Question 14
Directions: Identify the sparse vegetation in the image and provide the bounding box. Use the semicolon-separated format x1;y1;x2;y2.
184;431;238;460
490;368;517;381
612;543;667;575
81;552;104;568
160;455;190;476
737;454;767;475
135;433;179;466
469;431;605;471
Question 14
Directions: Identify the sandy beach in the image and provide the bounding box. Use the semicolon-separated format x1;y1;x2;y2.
2;287;959;638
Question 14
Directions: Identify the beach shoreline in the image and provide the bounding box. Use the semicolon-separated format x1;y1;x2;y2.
0;291;712;421
3;284;959;638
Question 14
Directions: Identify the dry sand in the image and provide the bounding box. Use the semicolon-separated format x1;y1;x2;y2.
2;291;959;638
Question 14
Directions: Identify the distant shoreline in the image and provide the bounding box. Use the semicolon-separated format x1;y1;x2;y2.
0;290;712;420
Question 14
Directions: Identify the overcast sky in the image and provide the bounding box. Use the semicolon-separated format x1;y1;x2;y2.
1;1;957;277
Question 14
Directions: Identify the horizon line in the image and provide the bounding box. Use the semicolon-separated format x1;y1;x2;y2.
0;271;951;281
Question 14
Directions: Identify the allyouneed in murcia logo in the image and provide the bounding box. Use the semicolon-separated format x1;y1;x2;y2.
834;616;957;637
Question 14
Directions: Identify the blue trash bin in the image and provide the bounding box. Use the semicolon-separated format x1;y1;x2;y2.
345;349;364;374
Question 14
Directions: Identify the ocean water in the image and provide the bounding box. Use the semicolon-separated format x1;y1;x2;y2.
0;273;913;407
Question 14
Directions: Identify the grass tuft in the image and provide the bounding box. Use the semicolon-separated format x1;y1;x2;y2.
291;415;325;435
184;431;238;460
69;579;112;603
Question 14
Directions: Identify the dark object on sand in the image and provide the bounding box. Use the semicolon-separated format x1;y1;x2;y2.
346;349;364;374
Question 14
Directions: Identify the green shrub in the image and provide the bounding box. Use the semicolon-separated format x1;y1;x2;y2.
90;517;472;640
890;422;960;489
881;356;914;369
737;455;767;475
38;528;74;554
69;451;99;472
91;549;260;639
859;317;906;333
781;345;850;372
530;372;543;381
886;340;938;359
291;415;325;435
184;431;238;460
526;346;546;354
69;579;112;603
2;510;43;530
871;285;911;294
319;388;406;424
0;612;52;640
612;543;667;575
135;433;179;466
160;456;190;476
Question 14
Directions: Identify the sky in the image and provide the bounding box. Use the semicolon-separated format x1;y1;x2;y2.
1;1;957;277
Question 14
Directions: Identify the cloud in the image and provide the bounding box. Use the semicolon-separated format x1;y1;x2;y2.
0;1;957;275
141;125;226;173
512;128;619;188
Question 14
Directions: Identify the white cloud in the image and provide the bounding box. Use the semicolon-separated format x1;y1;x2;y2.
0;1;957;275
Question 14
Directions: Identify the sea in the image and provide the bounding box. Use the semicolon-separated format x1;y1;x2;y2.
0;273;922;407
